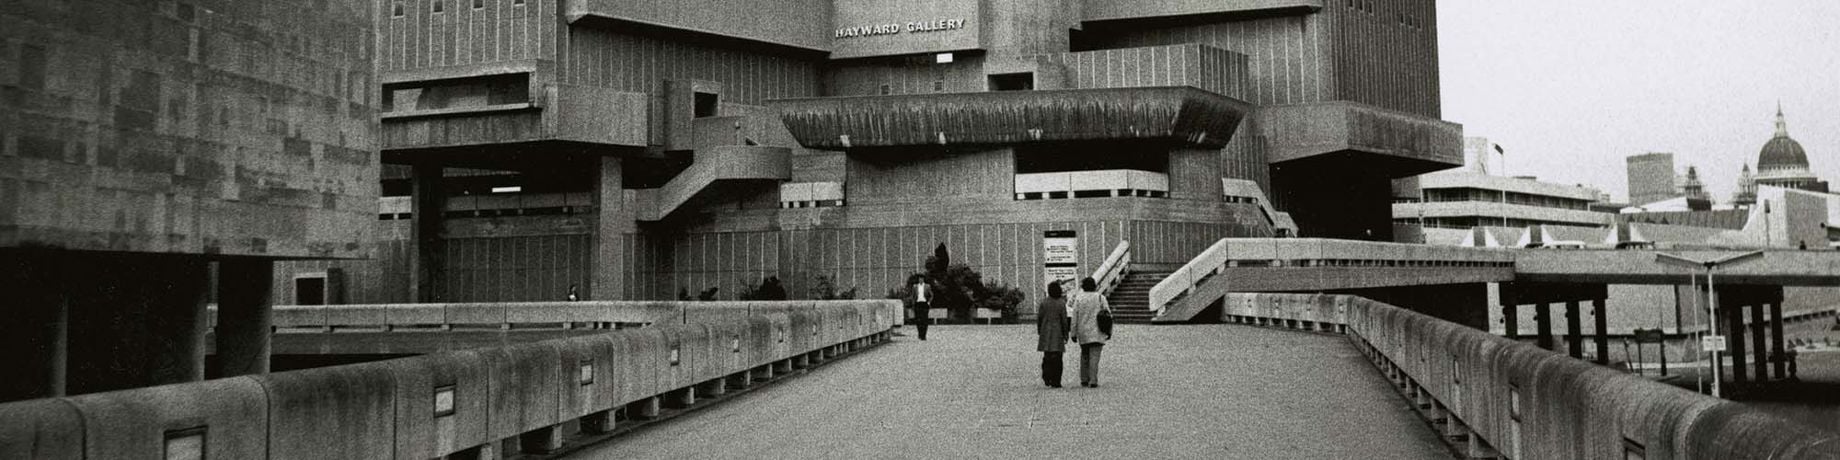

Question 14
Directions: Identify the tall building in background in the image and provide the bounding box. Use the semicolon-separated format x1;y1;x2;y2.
1625;152;1678;205
1753;105;1828;193
1733;163;1759;206
283;0;1461;305
1;1;377;399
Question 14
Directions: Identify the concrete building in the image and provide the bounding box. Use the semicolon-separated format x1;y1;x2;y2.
1;1;377;400
1395;170;1613;245
1626;152;1678;205
283;0;1462;305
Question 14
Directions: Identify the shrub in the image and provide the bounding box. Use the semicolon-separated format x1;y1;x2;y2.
738;276;788;300
897;243;1026;321
810;275;857;300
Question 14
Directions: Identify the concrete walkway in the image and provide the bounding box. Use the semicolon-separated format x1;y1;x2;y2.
570;325;1450;459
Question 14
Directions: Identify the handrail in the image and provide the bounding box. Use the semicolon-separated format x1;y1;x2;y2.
1148;238;1233;317
1091;240;1131;297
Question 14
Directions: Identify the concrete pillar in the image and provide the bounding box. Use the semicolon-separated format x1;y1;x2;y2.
518;426;564;454
1564;301;1583;359
580;409;616;435
667;387;696;408
703;377;727;396
1771;302;1787;379
1751;301;1768;381
0;254;68;402
1592;298;1608;366
629;396;661;419
1728;303;1748;384
1534;303;1553;351
66;255;210;394
216;260;274;376
591;156;634;301
1501;304;1518;339
410;162;446;303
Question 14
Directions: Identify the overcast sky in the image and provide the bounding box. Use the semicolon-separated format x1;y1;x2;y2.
1437;1;1840;202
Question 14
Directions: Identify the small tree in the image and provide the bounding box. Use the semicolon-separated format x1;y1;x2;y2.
738;276;788;300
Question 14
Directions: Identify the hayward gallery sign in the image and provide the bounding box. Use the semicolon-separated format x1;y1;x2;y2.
834;18;968;38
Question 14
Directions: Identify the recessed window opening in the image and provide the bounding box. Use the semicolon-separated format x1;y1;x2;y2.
383;73;529;112
988;72;1034;91
1014;142;1169;174
693;92;719;118
294;276;327;305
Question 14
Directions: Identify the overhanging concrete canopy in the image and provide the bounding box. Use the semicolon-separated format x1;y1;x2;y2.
1514;249;1840;286
768;86;1252;150
1260;101;1463;176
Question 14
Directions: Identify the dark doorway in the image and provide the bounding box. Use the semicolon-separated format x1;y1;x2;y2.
988;73;1034;91
294;277;326;305
694;92;719;118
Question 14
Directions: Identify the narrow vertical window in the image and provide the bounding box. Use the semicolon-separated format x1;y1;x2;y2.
392;1;404;17
430;0;443;14
473;0;483;8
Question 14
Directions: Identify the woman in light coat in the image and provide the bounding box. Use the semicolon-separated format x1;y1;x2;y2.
1036;281;1070;387
1068;277;1113;387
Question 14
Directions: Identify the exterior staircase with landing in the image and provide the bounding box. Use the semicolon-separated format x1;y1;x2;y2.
1106;271;1171;324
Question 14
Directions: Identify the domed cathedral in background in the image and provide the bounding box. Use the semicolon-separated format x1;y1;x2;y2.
1753;104;1829;193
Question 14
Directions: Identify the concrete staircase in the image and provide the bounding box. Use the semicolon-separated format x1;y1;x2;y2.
1106;271;1171;324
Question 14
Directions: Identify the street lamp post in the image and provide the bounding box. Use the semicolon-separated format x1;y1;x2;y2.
1656;250;1764;399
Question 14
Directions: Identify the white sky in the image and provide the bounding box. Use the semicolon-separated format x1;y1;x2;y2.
1437;1;1840;202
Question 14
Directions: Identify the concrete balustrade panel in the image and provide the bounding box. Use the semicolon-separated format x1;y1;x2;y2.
708;320;748;377
601;332;642;407
322;305;389;328
385;351;490;459
259;362;398;459
555;334;619;421
1683;404;1840;458
622;328;667;401
504;302;601;324
272;306;328;329
0;399;82;460
481;342;564;440
66;378;266;460
744;316;776;368
682;323;719;384
785;309;813;356
385;304;447;327
765;313;793;363
446;303;511;327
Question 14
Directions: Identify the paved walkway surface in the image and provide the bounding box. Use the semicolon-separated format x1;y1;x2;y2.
571;325;1450;459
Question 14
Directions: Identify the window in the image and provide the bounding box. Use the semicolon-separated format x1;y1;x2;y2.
392;1;404;17
693;92;718;118
431;0;443;13
988;73;1033;91
473;0;483;8
932;81;943;92
383;73;530;112
294;276;326;305
513;0;524;5
878;84;891;95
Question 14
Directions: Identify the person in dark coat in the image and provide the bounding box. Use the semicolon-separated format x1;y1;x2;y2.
1036;281;1071;387
907;274;932;340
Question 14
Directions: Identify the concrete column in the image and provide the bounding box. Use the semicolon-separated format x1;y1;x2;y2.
1564;301;1583;360
1751;301;1768;381
591;156;634;300
1771;302;1787;379
1592;298;1609;366
0;253;68;402
410;162;446;303
66;255;210;394
1727;303;1748;384
580;410;615;435
629;396;661;419
518;426;564;454
216;259;274;376
1502;304;1519;339
1534;303;1553;350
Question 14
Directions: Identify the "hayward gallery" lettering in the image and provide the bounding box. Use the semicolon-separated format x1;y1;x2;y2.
834;18;967;38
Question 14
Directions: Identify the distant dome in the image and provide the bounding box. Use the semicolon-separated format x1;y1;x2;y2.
1758;136;1809;172
1756;105;1813;175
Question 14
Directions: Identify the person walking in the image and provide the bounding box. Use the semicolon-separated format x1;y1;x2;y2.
1069;277;1113;387
908;274;932;341
1036;281;1071;387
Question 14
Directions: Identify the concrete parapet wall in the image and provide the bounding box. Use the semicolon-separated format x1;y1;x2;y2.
221;299;902;332
1343;296;1840;459
0;301;894;459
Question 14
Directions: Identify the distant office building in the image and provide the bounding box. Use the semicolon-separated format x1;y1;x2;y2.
1395;170;1613;245
281;0;1462;305
1461;136;1504;175
1625;152;1678;205
1753;105;1828;193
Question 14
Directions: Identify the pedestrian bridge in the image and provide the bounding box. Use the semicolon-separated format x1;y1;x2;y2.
6;297;1837;459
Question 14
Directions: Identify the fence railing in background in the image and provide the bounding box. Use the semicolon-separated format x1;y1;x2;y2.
208;300;903;334
1092;240;1131;297
1221;292;1840;459
1147;238;1516;317
3;300;900;460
